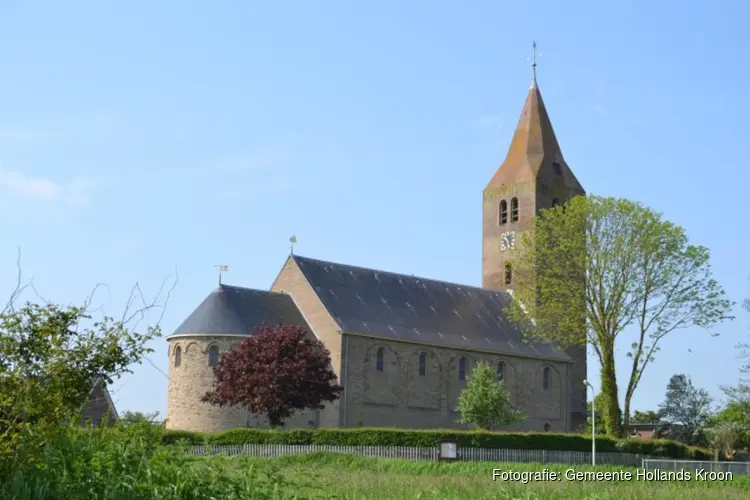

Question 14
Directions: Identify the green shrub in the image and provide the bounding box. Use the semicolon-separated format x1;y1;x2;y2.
1;421;308;499
616;438;712;460
162;427;712;459
160;428;205;445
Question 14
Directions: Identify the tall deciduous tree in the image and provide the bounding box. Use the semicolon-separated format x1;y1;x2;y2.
506;196;732;437
658;374;713;446
586;392;606;435
458;362;524;429
202;324;342;428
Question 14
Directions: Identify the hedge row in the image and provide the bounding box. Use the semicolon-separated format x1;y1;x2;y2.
162;427;712;460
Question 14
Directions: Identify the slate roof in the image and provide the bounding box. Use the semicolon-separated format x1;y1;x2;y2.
292;255;570;362
167;285;309;338
82;378;119;426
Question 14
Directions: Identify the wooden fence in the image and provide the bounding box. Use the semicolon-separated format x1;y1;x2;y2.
180;444;657;466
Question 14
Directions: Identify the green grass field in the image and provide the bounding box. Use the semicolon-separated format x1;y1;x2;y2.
190;452;750;499
5;421;747;500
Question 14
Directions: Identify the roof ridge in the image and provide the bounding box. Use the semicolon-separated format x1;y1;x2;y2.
291;254;507;296
218;284;289;296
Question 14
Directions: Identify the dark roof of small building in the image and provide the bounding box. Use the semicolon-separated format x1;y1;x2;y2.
292;255;570;362
82;378;119;425
168;285;309;338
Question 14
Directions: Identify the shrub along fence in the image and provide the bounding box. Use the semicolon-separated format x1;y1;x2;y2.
163;428;713;461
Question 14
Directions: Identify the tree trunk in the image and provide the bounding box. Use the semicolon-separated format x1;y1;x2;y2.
267;410;282;429
601;349;622;437
622;398;631;436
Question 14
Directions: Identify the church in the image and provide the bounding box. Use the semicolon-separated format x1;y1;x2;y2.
166;69;588;434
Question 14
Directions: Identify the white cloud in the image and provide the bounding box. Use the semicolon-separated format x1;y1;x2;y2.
0;163;96;206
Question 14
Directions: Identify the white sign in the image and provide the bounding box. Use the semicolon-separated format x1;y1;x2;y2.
440;442;457;459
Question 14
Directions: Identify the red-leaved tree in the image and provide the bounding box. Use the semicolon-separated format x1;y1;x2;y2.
201;324;342;428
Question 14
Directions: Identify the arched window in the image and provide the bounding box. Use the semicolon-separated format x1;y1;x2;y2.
208;345;219;367
458;357;467;381
499;200;508;225
510;197;519;222
551;197;560;208
496;361;504;381
174;345;181;368
543;366;550;390
419;352;426;376
376;347;384;372
504;263;512;285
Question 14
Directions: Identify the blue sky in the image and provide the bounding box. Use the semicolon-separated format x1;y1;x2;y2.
1;1;748;419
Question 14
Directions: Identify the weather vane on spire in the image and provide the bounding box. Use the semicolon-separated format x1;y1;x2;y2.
214;265;228;285
529;41;540;87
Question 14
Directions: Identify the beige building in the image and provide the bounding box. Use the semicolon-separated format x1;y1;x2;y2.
166;74;588;434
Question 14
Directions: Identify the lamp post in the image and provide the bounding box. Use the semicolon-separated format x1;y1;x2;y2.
584;379;596;466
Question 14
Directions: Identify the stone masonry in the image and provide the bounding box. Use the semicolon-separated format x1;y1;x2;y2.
167;334;315;432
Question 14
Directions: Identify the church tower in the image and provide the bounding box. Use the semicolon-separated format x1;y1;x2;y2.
482;48;588;430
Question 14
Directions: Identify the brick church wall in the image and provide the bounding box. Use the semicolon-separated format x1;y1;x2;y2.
341;334;569;431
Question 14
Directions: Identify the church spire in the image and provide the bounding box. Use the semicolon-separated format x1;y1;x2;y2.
484;44;583;192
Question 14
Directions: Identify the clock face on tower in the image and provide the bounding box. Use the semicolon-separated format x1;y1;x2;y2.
500;231;515;251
